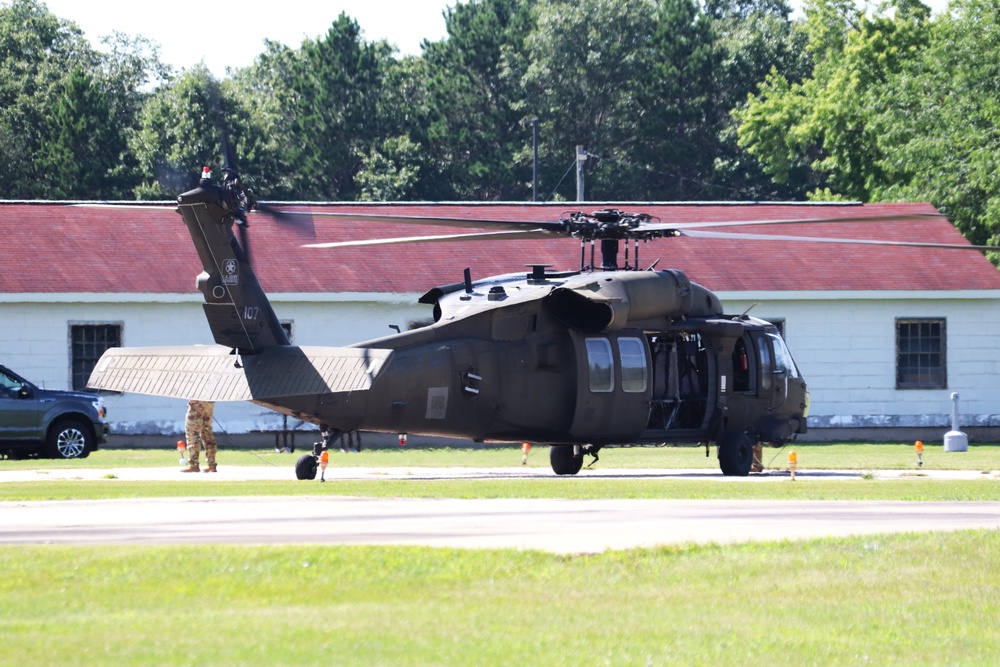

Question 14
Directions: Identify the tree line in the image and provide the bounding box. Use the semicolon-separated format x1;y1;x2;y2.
2;0;999;251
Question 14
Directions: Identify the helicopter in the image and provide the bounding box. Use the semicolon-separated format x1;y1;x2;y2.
85;166;1000;479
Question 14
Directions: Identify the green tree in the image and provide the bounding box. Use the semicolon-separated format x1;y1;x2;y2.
0;0;94;197
634;0;721;199
266;14;388;200
521;0;658;200
357;135;423;200
872;0;1000;248
708;0;811;198
420;0;537;200
35;67;122;198
735;0;932;200
131;66;261;198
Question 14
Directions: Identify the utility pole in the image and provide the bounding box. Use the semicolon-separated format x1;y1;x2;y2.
576;145;587;201
521;117;539;202
530;118;538;202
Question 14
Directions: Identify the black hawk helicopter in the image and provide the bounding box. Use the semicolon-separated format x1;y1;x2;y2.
85;166;1000;479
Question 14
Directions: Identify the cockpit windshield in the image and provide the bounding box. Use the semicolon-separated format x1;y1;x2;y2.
768;333;799;378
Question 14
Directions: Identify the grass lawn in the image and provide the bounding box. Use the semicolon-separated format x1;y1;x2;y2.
3;443;998;665
2;444;999;502
3;441;999;471
1;531;997;666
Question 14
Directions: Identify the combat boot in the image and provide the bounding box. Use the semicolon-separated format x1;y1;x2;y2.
203;464;217;473
180;464;200;472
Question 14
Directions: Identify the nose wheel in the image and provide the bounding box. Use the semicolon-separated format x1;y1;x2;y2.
718;430;753;476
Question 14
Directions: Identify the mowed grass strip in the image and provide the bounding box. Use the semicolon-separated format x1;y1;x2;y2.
1;531;997;666
2;477;1000;502
2;443;999;471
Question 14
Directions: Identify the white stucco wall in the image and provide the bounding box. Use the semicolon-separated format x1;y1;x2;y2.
719;290;1000;430
5;288;999;437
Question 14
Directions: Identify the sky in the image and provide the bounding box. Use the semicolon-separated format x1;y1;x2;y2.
42;0;455;78
42;0;951;79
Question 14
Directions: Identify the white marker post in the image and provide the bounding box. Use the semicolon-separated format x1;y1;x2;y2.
943;393;969;452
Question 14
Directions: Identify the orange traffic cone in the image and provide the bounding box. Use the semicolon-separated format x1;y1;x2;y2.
320;449;329;482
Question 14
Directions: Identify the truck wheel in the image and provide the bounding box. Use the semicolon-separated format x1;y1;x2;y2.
46;419;93;459
549;445;584;475
718;430;752;476
295;454;318;480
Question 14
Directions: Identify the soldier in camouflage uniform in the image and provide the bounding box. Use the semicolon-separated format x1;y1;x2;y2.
181;400;217;472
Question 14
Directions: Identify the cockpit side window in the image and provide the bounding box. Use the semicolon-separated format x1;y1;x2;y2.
732;335;752;392
755;336;773;391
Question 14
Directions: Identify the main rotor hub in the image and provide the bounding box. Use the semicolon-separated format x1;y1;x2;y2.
562;209;653;241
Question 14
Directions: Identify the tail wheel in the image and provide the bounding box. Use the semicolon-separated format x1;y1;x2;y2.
549;445;584;475
718;430;753;476
46;419;92;459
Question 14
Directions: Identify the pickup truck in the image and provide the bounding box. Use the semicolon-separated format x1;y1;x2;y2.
0;364;110;459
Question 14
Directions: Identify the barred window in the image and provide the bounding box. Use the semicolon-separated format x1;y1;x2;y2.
896;319;946;389
71;324;122;390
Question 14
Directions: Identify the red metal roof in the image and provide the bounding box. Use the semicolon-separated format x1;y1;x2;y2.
2;201;998;294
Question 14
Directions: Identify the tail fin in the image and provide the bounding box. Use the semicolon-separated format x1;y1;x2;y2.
176;182;289;353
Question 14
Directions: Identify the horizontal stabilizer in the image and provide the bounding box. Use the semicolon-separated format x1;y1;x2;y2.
87;345;393;402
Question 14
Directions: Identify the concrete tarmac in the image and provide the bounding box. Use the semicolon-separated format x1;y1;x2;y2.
2;465;999;552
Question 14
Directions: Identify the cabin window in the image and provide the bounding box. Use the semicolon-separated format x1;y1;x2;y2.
896;318;946;389
755;335;773;391
70;323;122;390
585;338;614;392
618;337;647;393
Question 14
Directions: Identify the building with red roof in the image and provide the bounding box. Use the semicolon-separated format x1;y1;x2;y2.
3;200;999;443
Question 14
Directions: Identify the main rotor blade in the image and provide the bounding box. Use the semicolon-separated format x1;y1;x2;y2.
648;212;948;231
678;228;1000;250
304;229;557;249
271;210;567;232
72;203;176;210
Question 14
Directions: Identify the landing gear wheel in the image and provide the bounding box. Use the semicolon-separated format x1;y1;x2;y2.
549;445;584;475
295;454;318;480
718;430;753;476
45;419;92;459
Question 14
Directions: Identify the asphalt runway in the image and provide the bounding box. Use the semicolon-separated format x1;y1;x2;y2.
2;466;999;552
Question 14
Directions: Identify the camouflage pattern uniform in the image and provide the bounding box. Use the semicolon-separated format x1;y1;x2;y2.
185;400;217;469
751;442;764;473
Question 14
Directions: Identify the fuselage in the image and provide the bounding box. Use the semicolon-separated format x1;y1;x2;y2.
262;268;809;448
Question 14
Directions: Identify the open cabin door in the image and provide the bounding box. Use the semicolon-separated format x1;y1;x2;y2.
642;331;715;437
